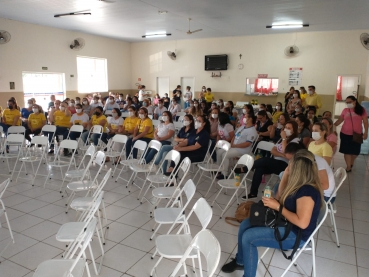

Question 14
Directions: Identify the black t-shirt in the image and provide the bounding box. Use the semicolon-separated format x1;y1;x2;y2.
256;119;273;141
163;97;170;109
187;128;210;155
173;89;182;102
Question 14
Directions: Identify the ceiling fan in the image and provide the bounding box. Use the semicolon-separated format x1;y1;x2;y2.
177;18;203;35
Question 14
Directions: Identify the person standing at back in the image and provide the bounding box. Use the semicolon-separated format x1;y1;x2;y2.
138;85;150;103
305;85;322;115
183;86;193;109
204;88;215;109
173;85;182;107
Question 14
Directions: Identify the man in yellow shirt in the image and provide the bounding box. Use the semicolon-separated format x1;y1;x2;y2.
25;104;46;143
81;106;107;146
305;85;322;115
0;99;21;135
44;100;71;154
204;87;215;108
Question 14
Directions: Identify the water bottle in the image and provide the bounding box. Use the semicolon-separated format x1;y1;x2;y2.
235;174;241;187
264;185;272;198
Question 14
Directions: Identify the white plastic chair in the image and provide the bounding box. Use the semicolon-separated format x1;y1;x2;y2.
44;140;78;188
104;134;128;177
33;218;97;277
173;121;183;131
152;119;160;128
15;136;49;185
79;125;103;152
190;139;212;173
170;229;221;277
114;140;148;187
150;179;196;240
212;154;255;218
66;125;84;145
326;167;347;247
7;126;26;135
193;140;231;197
0;134;25;181
175;112;186;120
150;197;213;277
64;151;106;212
177;115;185;123
121;112;129;118
41;125;56;149
0;178;15;259
148;157;191;214
56;192;104;275
258;202;328;277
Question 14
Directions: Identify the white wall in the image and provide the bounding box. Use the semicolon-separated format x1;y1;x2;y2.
0;17;131;92
130;30;369;96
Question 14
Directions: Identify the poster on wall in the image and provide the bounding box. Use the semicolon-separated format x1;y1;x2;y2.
288;68;303;86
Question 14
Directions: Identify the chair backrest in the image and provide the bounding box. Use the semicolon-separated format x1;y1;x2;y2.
176;112;186;118
148;114;153;119
174;122;183;130
128;140;148;160
177;115;185;123
0;126;3;133
5;134;25;144
41;125;57;133
85;144;96;156
192;197;213;229
121;112;129;118
78;190;104;222
60;139;78;150
255;141;274;153
152;120;160;127
106;116;112;123
170;229;221;277
69;125;84;134
215;140;231;151
7;126;25;134
163;150;181;164
93;151;106;167
328;167;347;203
176;157;191;177
180;179;196;205
92;169;111;198
91;125;103;134
30;136;49;146
230;154;255;181
112;134;128;144
148;139;162;152
0;178;10;199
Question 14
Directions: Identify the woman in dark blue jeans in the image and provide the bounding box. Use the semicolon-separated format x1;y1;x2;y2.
221;149;323;277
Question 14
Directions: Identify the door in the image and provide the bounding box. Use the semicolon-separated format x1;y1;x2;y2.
157;77;170;97
335;75;360;116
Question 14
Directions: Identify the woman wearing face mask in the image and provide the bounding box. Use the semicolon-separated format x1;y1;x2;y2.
190;100;202;117
217;113;258;179
291;103;303;119
242;121;301;199
25;104;46;143
269;113;290;143
144;111;175;164
154;99;168;119
107;108;124;140
284;87;295;110
104;96;120;116
81;106;108;146
165;115;210;175
199;86;206;99
321;117;338;154
217;99;225;112
69;104;89;144
120;106;139;136
295;114;311;148
132;96;141;110
208;102;218;114
272;102;284;123
82;97;92;116
68;99;76;114
308;122;333;165
142;99;154;115
217;112;235;143
200;101;208;116
168;99;181;118
306;108;319;127
287;90;301;113
334;96;368;172
20;99;35;128
122;97;134;112
208;108;220;161
125;107;154;159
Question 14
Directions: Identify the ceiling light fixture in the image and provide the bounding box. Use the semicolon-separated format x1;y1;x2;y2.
266;24;309;29
54;11;91;18
142;33;171;38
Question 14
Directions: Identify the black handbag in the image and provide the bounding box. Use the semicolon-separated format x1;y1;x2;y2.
250;201;302;260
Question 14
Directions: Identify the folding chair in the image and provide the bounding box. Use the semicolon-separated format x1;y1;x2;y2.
121;112;129;118
193;140;231;197
169;230;221;277
152;120;160;128
150;197;213;277
7;126;26;148
104;134;128;177
79;125;103;152
44;140;78;188
0;134;25;181
258;202;328;277
64;151;106;213
0;178;15;259
41;125;56;150
190;139;212;173
326;167;347;247
59;145;96;193
33;218;97;277
66;125;84;145
175;112;186;121
15;136;49;185
150;179;196;240
212;154;255;218
56;192;104;275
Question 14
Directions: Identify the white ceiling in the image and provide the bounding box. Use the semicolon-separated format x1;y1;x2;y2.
0;0;369;42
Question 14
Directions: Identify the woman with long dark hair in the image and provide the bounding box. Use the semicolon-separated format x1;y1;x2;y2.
334;96;368;172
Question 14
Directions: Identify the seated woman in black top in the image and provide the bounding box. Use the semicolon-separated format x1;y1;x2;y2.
269;113;290;143
256;110;273;141
166;115;210;174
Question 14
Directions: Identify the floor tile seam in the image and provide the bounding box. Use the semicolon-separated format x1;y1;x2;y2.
0;257;33;274
348;174;360;275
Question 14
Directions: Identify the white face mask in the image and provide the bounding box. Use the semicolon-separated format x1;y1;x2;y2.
275;106;281;110
217;102;221;106
139;114;145;119
293;94;298;98
119;97;123;101
295;108;300;113
259;108;264;111
211;114;218;119
194;104;198;107
285;129;292;137
129;111;134;117
347;103;354;109
69;103;75;107
83;101;88;105
159;104;163;108
75;101;80;104
28;103;33;108
243;117;247;124
202;89;206;92
60;106;65;111
112;112;117;117
183;120;190;126
277;123;283;129
76;109;82;113
162;116;168;122
32;108;38;113
308;90;313;95
109;99;114;103
195;122;202;129
242;109;247;114
312;131;321;141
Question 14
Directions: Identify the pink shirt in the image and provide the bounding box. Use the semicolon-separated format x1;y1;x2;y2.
327;133;338;154
340;108;367;135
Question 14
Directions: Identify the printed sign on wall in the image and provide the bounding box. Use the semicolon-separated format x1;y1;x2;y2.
289;68;303;86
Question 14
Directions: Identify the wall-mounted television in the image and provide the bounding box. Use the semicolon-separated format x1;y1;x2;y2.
246;78;279;96
205;55;228;71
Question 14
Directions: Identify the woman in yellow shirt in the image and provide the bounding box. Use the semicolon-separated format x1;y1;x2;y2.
125;107;153;159
204;87;215;108
308;122;333;165
120;106;139;136
25;104;46;143
271;102;284;123
81;106;107;146
0;99;21;134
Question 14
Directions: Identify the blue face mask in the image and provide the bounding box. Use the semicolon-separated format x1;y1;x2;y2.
143;102;147;107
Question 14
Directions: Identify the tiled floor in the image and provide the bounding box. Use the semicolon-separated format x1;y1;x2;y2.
0;149;368;277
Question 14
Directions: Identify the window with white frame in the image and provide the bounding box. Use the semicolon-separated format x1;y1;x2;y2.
77;56;108;93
